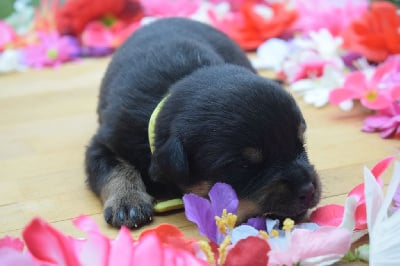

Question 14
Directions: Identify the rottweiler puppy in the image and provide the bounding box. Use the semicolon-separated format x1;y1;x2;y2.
85;17;321;229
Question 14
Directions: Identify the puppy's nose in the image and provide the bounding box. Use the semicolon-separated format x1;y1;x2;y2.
298;182;315;206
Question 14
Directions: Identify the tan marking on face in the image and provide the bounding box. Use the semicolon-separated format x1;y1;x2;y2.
242;147;263;163
183;181;212;197
236;199;261;224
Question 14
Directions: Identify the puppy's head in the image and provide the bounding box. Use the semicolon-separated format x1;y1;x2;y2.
150;65;321;223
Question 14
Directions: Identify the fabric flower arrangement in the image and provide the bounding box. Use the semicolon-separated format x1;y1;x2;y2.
3;157;400;265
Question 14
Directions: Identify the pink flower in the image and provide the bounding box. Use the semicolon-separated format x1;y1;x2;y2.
81;20;141;50
363;103;400;139
0;21;16;51
310;157;394;230
140;0;201;17
11;215;207;266
22;31;79;68
293;0;368;36
329;58;399;110
267;226;352;265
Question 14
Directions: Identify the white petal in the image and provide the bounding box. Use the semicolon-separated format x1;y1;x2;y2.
231;225;259;244
290;79;316;93
364;166;384;231
252;38;289;70
338;100;354;111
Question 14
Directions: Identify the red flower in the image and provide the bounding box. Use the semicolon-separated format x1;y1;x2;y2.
210;1;297;50
56;0;143;36
225;236;270;266
342;1;400;62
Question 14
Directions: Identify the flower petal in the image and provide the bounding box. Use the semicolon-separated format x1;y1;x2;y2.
183;194;217;243
225;236;270;266
208;183;239;217
231;225;259;244
22;218;81;265
309;204;344;227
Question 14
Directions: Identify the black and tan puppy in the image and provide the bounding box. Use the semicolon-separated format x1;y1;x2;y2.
85;17;321;229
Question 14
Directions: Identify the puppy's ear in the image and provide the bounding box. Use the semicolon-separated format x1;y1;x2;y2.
149;135;189;184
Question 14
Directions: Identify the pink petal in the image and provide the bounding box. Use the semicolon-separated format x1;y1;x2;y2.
0;248;39;266
109;227;134;266
73;215;101;234
380;126;396;138
309;204;344;227
360;94;392;110
354;204;367;230
343;71;367;91
0;237;24;251
371;59;397;87
291;227;352;259
22;218;81;265
79;230;110;266
132;233;163;265
371;156;395;178
363;115;391;129
329;88;361;105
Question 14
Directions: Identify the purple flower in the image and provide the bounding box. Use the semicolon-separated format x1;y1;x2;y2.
362;103;400;139
183;183;238;243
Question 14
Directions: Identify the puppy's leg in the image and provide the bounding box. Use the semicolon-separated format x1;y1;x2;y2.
85;136;153;228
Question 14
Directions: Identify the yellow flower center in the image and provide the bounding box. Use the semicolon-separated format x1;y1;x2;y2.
282;218;295;232
218;235;231;265
198;240;216;266
215;209;237;235
365;90;378;102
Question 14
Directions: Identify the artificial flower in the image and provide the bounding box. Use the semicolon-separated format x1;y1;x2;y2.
0;21;16;51
362;102;400;139
2;215;208;266
183;183;239;244
342;1;400;62
292;0;367;36
364;161;400;264
290;64;345;108
251;38;290;71
210;1;297;50
56;0;139;36
22;31;79;68
329;58;399;110
81;19;141;50
224;236;270;266
267;219;352;266
140;0;201;17
0;49;26;73
310;157;394;232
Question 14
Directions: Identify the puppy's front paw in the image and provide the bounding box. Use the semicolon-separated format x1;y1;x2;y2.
103;191;154;229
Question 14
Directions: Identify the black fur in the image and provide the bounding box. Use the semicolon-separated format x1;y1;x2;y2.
85;17;320;228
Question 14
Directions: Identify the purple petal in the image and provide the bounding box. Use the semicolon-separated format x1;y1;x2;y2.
244;217;267;231
183;194;217;243
209;183;239;217
363;115;390;129
380;127;396;138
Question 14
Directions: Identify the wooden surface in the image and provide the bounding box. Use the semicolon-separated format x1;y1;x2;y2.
0;57;398;256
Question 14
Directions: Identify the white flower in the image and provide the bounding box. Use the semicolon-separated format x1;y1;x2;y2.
364;161;400;265
251;38;290;71
0;49;26;73
290;64;345;108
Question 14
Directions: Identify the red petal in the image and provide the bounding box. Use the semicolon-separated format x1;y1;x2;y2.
309;204;344;226
23;218;81;265
371;156;395;178
139;224;195;253
225;236;270;266
354;203;367;230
